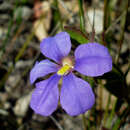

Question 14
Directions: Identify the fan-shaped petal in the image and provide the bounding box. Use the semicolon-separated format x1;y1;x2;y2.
40;32;71;63
30;74;60;116
74;43;112;77
60;73;95;116
30;60;58;84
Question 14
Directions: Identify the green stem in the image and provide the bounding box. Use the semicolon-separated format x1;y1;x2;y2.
115;0;128;64
55;0;63;30
0;0;19;59
106;98;117;129
0;65;13;89
90;8;95;43
103;93;111;124
78;0;85;33
0;15;45;89
82;114;87;130
102;0;111;47
112;118;121;130
15;31;35;63
103;0;110;32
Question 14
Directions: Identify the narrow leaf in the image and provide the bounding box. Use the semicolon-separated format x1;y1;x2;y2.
64;26;89;44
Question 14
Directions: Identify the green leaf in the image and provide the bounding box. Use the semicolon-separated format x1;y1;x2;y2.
98;65;128;99
64;26;89;44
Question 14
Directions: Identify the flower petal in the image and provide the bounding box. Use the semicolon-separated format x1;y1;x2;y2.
30;59;58;84
30;74;60;116
40;32;71;63
60;73;95;116
74;43;112;77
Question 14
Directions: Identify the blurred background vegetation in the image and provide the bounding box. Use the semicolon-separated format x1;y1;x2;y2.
0;0;129;130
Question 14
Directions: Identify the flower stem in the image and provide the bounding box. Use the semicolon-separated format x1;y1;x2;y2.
103;0;110;32
90;8;95;43
55;0;63;30
115;0;128;64
102;0;111;47
78;0;85;33
106;98;117;129
103;93;111;124
82;114;87;130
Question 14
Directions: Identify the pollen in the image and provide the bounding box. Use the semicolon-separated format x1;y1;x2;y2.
57;64;71;75
57;56;74;76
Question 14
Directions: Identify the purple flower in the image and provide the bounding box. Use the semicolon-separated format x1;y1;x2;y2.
30;32;112;116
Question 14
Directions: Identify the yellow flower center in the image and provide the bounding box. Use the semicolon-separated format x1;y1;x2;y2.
57;64;71;75
57;57;74;76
